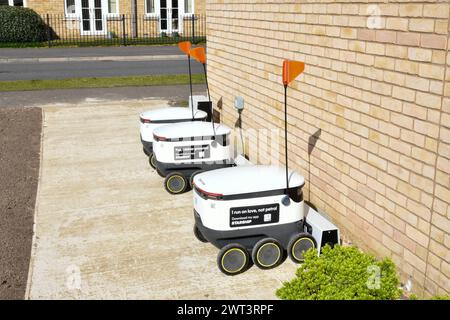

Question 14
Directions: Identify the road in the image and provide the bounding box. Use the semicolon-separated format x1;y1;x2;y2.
0;60;203;81
0;46;182;59
0;46;203;81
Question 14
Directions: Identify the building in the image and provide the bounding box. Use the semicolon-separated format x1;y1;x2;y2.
206;1;450;297
0;0;205;37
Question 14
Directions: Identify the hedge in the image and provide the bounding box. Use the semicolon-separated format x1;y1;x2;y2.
277;245;402;300
0;6;46;43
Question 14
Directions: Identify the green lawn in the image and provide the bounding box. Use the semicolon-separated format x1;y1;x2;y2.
0;74;205;92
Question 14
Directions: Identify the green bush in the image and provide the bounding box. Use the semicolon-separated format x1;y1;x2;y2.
277;245;402;300
431;295;449;300
0;6;46;43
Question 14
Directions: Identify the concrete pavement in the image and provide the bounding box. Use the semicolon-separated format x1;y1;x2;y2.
26;98;297;299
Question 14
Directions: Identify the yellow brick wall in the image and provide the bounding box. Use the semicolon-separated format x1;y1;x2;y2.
27;0;64;15
206;0;450;297
195;0;205;15
27;1;205;16
424;16;450;297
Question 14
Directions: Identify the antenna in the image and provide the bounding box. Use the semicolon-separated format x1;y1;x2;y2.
282;60;305;191
191;47;216;139
178;41;194;120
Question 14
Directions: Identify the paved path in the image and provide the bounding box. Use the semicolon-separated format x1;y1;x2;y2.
26;99;297;299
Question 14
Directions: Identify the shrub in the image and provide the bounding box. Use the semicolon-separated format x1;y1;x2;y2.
431;295;449;300
0;6;46;43
276;245;402;300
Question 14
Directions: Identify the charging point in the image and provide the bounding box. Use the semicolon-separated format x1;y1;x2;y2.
234;96;244;112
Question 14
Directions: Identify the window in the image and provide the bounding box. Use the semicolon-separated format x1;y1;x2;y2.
108;0;119;15
145;0;155;14
1;0;26;6
65;0;76;16
184;0;193;14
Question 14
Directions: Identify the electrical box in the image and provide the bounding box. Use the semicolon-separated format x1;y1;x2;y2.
234;96;244;111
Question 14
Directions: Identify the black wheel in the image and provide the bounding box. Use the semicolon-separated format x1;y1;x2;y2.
251;238;284;270
164;172;188;194
217;243;250;276
288;233;316;263
193;225;208;243
189;170;204;189
143;147;150;156
148;153;157;169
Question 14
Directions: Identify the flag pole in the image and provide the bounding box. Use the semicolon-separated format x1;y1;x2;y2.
284;84;289;191
203;62;215;139
188;55;194;120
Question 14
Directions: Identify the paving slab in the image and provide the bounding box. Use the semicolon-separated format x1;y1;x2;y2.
26;99;298;299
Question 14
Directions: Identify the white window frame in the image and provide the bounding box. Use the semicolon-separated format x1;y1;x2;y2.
65;1;117;19
145;0;159;18
106;0;120;17
7;0;27;6
64;0;78;18
183;0;194;17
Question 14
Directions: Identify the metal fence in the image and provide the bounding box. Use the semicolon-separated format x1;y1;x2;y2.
41;14;206;47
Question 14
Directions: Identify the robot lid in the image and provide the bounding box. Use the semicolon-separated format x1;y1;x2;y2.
139;107;207;123
193;165;305;198
153;121;231;140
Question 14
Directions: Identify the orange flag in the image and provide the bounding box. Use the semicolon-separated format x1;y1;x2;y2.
190;47;207;65
178;41;192;56
282;60;305;86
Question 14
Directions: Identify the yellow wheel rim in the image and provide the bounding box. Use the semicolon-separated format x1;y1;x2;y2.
257;243;281;268
166;175;186;193
291;237;315;262
221;248;247;274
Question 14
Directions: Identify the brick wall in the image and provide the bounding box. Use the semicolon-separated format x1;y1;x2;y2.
27;1;205;16
206;0;450;297
27;0;64;15
195;0;205;15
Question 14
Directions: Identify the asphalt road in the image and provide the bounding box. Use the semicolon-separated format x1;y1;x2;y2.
0;46;182;59
0;46;204;81
0;59;203;81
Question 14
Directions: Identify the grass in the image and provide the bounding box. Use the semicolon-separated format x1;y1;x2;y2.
0;74;206;92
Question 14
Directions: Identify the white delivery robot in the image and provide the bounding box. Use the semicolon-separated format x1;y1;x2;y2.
139;41;209;168
140;96;208;168
152;121;234;194
152;46;235;194
191;61;340;275
192;165;313;274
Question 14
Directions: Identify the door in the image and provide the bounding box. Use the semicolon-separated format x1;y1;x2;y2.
80;0;106;35
159;0;182;34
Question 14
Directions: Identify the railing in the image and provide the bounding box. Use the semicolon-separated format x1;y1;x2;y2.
40;14;206;47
